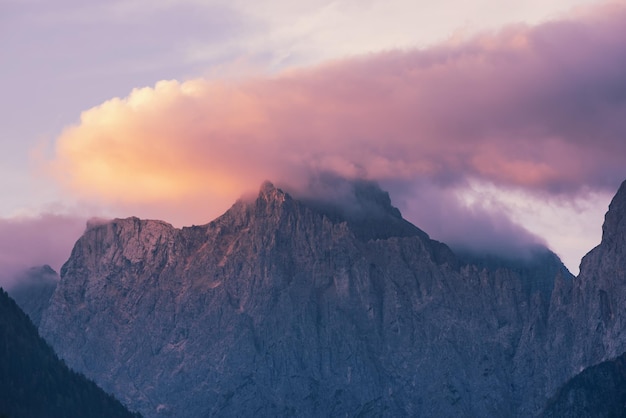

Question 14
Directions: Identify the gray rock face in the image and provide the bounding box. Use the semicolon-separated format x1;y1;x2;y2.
541;180;626;404
40;180;622;417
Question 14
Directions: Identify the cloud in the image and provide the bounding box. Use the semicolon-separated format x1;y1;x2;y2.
290;174;547;259
386;180;546;259
0;214;87;288
48;2;626;260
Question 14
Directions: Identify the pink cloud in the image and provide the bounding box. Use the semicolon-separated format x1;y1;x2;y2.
50;2;626;229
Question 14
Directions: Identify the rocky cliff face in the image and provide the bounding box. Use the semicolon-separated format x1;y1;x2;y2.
39;180;605;417
541;181;626;400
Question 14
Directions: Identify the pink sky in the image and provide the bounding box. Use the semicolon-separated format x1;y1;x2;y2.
0;214;86;287
1;0;624;276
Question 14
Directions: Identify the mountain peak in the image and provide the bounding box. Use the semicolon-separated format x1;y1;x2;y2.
297;177;402;221
23;264;57;279
248;181;292;219
259;180;277;194
40;177;602;418
293;177;429;241
601;180;626;247
257;180;288;203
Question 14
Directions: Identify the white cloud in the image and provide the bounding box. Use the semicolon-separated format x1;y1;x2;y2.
209;0;607;69
452;181;612;274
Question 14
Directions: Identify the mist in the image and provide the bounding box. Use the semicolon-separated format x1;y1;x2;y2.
0;214;86;288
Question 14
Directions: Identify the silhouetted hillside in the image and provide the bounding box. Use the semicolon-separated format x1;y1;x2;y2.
0;288;140;418
542;352;626;418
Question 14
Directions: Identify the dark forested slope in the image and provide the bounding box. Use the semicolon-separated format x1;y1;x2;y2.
542;352;626;417
0;288;140;418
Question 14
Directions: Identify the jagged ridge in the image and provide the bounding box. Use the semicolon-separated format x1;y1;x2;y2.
38;180;613;417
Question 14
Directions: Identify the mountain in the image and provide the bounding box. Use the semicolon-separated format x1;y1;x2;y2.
38;180;601;417
541;180;626;398
542;351;626;417
0;287;140;418
8;265;58;327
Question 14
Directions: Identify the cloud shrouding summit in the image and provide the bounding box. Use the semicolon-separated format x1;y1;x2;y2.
49;2;626;261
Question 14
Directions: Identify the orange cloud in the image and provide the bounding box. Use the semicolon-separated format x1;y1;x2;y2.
51;2;626;226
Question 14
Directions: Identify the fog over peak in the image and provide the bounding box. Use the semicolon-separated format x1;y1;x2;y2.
282;173;545;259
385;180;547;260
286;173;402;221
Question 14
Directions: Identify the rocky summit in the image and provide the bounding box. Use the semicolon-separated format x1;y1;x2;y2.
38;180;626;417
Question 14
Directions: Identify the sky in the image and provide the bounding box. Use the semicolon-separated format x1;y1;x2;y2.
1;0;625;281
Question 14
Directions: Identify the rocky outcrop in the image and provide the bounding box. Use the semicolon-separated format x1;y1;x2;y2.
39;180;602;417
541;180;626;405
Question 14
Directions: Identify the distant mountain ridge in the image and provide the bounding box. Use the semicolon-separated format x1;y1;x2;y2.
8;264;58;327
36;179;626;417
